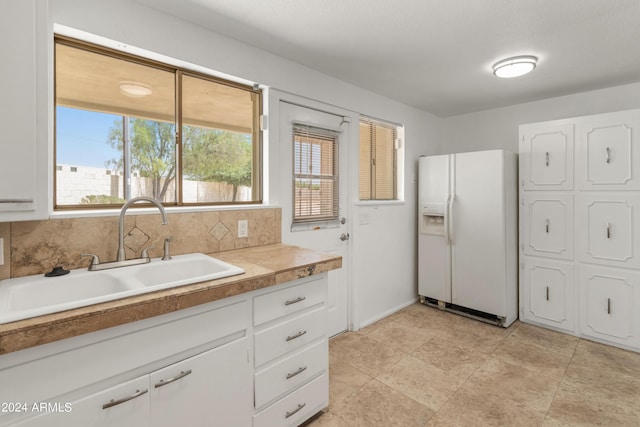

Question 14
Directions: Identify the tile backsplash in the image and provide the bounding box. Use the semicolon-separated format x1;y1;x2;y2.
0;207;281;279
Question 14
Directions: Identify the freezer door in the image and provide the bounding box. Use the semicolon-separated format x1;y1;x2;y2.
418;233;451;302
418;155;450;214
450;150;507;316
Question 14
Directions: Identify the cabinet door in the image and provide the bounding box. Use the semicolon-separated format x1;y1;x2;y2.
522;258;574;332
13;375;149;427
0;0;48;220
579;266;639;346
520;124;573;190
149;337;251;427
522;194;573;260
576;195;640;268
576;111;640;190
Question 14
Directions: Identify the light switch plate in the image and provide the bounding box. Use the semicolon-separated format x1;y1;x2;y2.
0;237;4;266
238;220;248;238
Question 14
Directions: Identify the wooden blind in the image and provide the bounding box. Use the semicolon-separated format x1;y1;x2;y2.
293;124;340;223
359;117;398;200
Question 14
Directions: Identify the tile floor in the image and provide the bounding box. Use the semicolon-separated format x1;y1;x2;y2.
304;303;640;427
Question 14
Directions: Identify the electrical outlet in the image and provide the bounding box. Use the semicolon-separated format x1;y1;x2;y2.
238;220;248;238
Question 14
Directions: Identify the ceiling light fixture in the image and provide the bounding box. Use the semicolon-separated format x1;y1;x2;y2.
119;81;153;97
492;55;538;78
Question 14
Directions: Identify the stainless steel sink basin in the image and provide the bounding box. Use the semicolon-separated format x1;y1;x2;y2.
0;253;244;324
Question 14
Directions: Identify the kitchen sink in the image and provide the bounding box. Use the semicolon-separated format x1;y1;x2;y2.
0;253;244;324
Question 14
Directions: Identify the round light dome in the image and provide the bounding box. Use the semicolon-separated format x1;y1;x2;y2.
492;56;538;78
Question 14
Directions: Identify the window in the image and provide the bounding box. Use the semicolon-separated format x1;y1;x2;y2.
54;36;261;209
292;125;339;223
359;117;402;201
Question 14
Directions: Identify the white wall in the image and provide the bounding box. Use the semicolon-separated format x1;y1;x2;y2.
441;82;640;154
49;0;441;329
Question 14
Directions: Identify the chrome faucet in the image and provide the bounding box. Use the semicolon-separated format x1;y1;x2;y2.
117;196;168;261
83;196;168;271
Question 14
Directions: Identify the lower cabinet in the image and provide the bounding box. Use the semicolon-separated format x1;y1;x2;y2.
0;273;330;427
521;258;574;332
579;265;640;347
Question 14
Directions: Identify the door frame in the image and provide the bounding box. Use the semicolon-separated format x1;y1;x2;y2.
267;89;357;332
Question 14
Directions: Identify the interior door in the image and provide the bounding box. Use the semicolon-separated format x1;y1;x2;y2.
279;101;349;337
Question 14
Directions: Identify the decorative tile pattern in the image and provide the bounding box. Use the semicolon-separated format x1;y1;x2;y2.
124;227;149;253
210;222;229;242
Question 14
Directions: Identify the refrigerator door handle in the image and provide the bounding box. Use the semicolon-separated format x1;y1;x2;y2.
448;194;455;245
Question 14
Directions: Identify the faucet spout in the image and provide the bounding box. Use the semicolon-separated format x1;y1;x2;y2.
117;196;168;262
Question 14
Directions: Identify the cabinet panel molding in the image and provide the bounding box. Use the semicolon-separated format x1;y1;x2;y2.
523;194;573;260
520;124;574;191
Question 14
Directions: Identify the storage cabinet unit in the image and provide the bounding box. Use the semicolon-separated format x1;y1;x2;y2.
519;109;640;352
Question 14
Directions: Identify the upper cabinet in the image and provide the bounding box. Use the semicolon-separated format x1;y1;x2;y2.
575;111;640;191
520;124;574;191
0;0;49;221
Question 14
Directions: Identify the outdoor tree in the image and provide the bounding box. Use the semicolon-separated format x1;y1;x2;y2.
182;126;252;202
106;118;176;201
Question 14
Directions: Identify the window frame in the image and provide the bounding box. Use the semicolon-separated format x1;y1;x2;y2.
53;35;262;211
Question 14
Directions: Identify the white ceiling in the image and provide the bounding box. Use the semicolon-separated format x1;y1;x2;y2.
136;0;640;117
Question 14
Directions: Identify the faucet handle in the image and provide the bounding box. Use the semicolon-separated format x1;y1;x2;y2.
140;245;156;259
81;253;101;270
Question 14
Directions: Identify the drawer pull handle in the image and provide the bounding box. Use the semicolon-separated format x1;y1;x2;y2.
285;296;306;306
285;403;306;419
606;223;611;239
154;369;192;388
607;298;611;314
102;389;148;409
286;366;308;379
545;219;550;234
545;151;550;167
286;330;307;342
606;146;611;164
546;286;549;301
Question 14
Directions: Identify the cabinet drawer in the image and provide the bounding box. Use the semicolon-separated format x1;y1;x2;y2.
253;373;328;427
254;307;326;367
522;194;574;260
579;266;640;346
254;278;325;326
255;340;327;409
522;258;574;332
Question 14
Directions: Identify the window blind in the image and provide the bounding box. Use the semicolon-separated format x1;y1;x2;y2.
292;124;340;223
359;117;398;200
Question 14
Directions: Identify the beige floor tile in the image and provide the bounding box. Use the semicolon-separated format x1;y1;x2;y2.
509;322;579;358
464;358;561;413
432;322;508;356
544;385;640;426
302;410;350;427
329;379;434;427
329;332;405;377
328;357;373;407
388;304;467;332
378;355;463;412
431;386;546;427
409;336;487;379
570;339;640;379
365;319;440;352
494;335;572;377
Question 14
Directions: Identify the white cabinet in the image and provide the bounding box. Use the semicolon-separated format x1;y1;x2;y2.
253;275;329;426
579;266;639;347
520;109;640;353
0;0;49;221
576;112;640;190
576;195;640;269
520;123;573;190
522;194;573;260
522;259;574;332
149;339;251;427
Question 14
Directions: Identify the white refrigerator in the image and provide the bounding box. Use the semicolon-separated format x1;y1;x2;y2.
418;149;518;327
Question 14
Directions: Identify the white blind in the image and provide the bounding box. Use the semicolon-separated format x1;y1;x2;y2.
292;124;340;223
359;117;398;200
